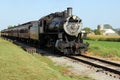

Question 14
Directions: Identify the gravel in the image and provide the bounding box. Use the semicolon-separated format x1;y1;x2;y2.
47;55;120;80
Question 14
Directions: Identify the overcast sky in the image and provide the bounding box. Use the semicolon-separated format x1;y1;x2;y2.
0;0;120;30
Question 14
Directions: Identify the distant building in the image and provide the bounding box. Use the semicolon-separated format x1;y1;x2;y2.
103;29;118;36
97;24;104;30
81;30;86;33
97;24;118;36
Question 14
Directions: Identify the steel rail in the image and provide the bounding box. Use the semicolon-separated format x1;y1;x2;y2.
66;55;120;75
80;54;120;67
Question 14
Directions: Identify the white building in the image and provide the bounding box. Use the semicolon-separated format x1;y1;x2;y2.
103;29;118;36
97;24;118;36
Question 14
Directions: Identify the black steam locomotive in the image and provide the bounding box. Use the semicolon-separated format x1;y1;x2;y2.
1;7;89;55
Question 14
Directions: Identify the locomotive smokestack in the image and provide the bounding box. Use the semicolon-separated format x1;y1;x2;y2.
67;7;72;17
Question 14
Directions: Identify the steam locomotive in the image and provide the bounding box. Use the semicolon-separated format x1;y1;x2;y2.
1;7;89;55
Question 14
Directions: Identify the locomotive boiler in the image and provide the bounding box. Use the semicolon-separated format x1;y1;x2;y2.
1;7;89;55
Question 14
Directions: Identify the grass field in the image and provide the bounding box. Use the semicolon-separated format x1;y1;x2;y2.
0;38;94;80
85;40;120;60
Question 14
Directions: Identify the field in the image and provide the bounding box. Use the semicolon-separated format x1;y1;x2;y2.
0;38;94;80
85;39;120;61
86;35;120;42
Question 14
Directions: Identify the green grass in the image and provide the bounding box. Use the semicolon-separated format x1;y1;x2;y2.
85;40;120;59
0;38;94;80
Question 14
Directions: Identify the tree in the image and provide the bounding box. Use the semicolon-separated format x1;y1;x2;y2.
82;27;91;33
115;29;120;35
104;24;113;29
94;29;101;35
118;30;120;35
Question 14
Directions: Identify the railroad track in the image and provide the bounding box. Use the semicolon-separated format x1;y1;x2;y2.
66;55;120;78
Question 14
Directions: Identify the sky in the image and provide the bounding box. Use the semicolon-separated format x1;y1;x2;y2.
0;0;120;30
